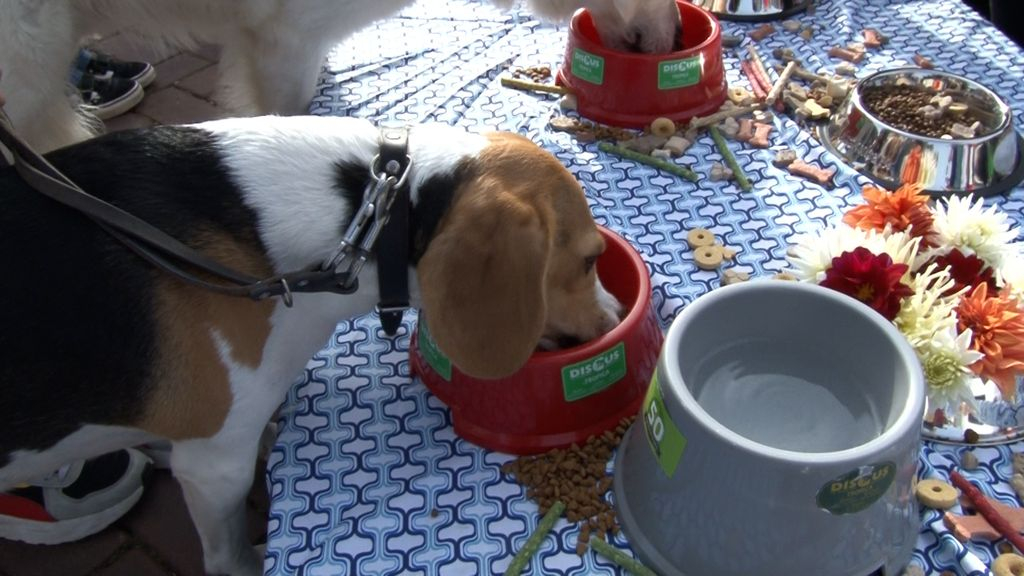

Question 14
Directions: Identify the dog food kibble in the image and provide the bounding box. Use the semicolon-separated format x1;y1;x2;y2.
501;416;635;546
992;553;1024;576
650;117;676;138
915;478;958;509
961;450;980;471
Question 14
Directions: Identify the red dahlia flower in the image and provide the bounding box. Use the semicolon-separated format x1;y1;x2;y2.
820;247;914;321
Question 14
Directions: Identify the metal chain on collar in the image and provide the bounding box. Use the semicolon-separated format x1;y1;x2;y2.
323;152;412;289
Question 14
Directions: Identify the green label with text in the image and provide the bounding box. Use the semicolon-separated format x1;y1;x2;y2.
816;462;896;515
642;373;686;478
562;342;626;402
572;48;605;85
658;56;701;90
419;319;452;381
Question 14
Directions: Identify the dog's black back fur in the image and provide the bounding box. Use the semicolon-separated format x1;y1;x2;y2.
0;126;262;465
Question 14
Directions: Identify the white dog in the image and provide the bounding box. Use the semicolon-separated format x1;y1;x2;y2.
0;0;681;153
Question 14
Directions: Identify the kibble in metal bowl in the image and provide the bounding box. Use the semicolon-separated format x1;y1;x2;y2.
821;68;1024;197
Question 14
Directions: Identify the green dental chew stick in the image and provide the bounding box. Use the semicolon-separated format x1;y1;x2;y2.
597;142;699;182
590;536;659;576
505;500;566;576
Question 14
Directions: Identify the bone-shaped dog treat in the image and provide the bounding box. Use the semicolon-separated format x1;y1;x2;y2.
913;53;934;69
931;94;953;110
749;122;773;148
801;99;830;120
664;136;692;157
950;122;977;139
829;46;864;63
787;160;835;186
736;118;754;142
944;496;1024;541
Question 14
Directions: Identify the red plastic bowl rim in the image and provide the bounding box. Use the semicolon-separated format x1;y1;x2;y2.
529;225;652;362
567;1;721;64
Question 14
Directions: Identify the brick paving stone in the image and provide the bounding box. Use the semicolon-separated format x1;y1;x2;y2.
104;112;157;134
93;547;170;576
0;528;129;576
175;65;220;101
151;54;214;91
192;44;223;64
135;87;225;126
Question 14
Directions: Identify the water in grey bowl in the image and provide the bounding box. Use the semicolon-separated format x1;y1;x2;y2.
690;339;883;453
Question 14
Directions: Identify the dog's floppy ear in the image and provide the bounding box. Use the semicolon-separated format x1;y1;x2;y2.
611;0;641;23
418;180;551;379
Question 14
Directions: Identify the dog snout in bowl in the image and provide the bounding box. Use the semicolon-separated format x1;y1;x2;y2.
588;0;682;53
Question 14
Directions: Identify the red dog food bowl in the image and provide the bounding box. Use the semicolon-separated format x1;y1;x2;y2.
556;0;727;128
410;226;664;455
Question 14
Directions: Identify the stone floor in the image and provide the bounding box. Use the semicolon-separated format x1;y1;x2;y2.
0;34;269;576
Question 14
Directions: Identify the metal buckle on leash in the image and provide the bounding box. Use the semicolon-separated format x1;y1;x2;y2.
322;150;412;289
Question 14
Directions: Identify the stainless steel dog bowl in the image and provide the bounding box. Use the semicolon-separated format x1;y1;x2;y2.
687;0;812;22
820;68;1024;198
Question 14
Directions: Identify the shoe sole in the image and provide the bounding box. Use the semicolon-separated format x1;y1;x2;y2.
133;65;157;89
83;83;145;121
0;483;144;545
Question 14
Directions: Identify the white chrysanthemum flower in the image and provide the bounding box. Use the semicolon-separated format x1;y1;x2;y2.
918;325;984;417
786;225;920;283
931;194;1021;271
895;263;962;348
995;250;1024;300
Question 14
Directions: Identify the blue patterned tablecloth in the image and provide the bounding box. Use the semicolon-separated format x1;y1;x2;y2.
265;1;1024;574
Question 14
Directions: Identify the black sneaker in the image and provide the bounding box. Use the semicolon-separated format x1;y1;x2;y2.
78;71;145;120
0;449;152;544
81;49;157;88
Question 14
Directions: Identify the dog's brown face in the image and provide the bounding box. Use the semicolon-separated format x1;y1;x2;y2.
417;133;621;379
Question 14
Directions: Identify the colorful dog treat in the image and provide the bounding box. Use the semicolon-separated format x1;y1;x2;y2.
501;76;571;95
686;228;715;248
749;122;773;148
916;479;959;509
786;159;835;186
993;554;1024;576
736;118;754;142
721;269;750;285
927;517;996;576
945;496;1024;542
747;45;775;91
709;162;734;182
741;60;769;99
749;23;776;42
650;117;676;138
951;470;1024;554
828;46;864;63
590;537;658;576
863;28;889;48
709;126;752;191
772;149;798;167
913;53;935;69
690;104;763;130
801;99;831;120
598;142;698;182
664;136;692;156
505;500;566;576
727;87;754;106
766;61;797;106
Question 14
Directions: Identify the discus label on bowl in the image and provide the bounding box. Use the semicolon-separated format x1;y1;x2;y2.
562;342;626;401
816;462;896;515
658;56;701;90
572;48;605;85
418;319;452;381
642;373;686;478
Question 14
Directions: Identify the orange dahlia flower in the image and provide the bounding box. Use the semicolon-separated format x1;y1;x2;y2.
956;283;1024;400
843;184;935;246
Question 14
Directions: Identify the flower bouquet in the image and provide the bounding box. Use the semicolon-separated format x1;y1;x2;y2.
785;183;1024;441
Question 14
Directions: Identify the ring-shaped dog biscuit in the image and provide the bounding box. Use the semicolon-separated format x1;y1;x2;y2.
993;553;1024;576
686;228;715;249
650;117;676;138
694;245;725;270
915;478;958;509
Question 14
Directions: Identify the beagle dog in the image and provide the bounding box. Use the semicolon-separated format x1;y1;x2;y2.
0;0;681;152
0;116;620;575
